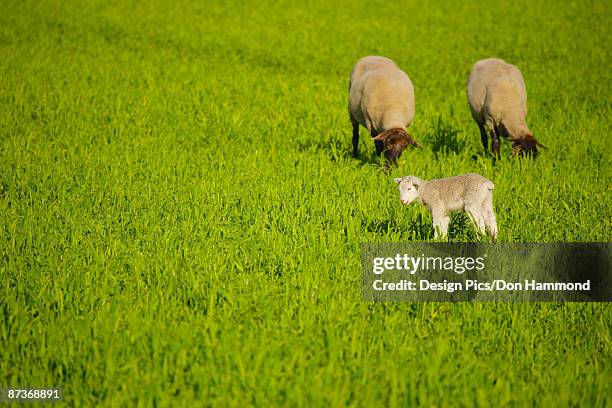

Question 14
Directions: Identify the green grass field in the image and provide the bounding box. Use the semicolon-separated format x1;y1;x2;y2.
1;0;611;406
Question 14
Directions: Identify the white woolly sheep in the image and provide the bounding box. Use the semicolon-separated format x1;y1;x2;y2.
349;56;419;163
467;58;545;157
394;173;498;241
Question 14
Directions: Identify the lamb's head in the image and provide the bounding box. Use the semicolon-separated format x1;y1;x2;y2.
394;176;423;205
373;128;420;163
512;134;546;158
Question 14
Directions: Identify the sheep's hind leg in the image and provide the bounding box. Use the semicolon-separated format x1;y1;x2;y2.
351;118;360;158
478;123;488;150
432;212;450;240
491;126;501;157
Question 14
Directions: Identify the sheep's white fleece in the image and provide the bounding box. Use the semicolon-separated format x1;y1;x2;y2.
349;56;414;133
467;58;530;139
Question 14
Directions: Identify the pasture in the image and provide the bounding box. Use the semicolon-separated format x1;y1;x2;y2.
1;0;610;405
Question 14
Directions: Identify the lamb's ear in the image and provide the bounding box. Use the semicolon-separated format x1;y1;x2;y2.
394;178;403;184
411;178;422;189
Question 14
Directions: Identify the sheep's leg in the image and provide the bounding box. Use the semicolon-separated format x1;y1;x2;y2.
478;123;488;150
432;212;450;240
372;130;385;156
351;118;360;158
491;126;501;157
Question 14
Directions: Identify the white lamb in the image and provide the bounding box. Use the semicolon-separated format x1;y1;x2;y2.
349;56;419;163
394;173;498;241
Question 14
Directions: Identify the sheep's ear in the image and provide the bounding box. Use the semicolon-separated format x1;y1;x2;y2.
394;178;403;184
534;138;547;149
372;132;386;141
526;134;547;149
406;132;422;148
412;178;422;189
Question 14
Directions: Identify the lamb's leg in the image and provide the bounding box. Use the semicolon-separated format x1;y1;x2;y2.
466;207;486;236
482;199;498;242
478;123;488;150
372;130;385;156
351;118;360;158
432;212;450;240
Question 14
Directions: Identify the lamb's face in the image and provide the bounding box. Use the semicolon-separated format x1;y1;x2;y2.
394;177;420;205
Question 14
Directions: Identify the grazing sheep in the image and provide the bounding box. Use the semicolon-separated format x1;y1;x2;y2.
394;173;498;241
467;58;545;157
349;56;419;164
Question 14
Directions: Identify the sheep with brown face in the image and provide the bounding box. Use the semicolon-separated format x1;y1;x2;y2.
394;173;498;241
467;58;545;158
349;56;419;164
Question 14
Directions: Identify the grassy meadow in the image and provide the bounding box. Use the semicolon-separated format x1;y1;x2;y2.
1;0;611;406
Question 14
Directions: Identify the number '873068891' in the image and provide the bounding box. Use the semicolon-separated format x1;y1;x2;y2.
1;388;63;402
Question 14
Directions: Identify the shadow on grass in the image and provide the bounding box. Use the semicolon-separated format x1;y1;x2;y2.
423;117;466;157
371;211;489;242
301;117;470;168
295;136;385;166
364;213;432;240
447;212;490;242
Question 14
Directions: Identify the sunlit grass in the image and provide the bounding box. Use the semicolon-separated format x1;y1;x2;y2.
0;0;610;405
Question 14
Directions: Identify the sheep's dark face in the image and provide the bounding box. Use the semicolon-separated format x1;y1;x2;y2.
384;139;407;162
512;134;546;158
373;128;420;165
